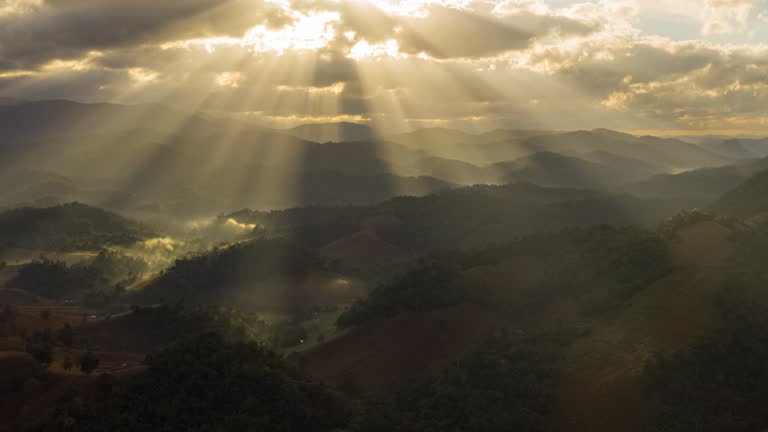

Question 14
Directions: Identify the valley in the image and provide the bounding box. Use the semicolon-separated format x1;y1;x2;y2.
1;101;768;432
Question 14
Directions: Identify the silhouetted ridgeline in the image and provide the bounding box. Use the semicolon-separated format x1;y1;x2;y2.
0;100;760;217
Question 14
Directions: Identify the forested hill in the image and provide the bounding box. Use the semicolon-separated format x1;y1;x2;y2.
0;202;155;252
226;182;704;257
713;169;768;219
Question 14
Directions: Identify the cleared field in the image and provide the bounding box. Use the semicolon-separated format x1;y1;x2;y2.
321;230;406;272
197;272;368;313
0;288;41;305
47;349;146;376
304;303;498;390
15;304;110;332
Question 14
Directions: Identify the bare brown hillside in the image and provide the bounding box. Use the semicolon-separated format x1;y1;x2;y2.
304;303;498;390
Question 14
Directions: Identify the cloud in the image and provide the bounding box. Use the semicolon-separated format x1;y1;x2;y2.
0;0;766;133
395;4;599;58
323;1;601;59
702;0;761;34
576;41;768;128
0;0;605;72
0;0;41;16
0;0;289;70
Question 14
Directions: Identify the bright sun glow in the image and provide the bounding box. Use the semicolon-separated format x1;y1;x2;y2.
0;0;41;16
128;68;159;84
3;0;766;136
165;1;436;58
276;82;347;95
349;39;407;60
364;0;440;17
242;11;341;55
215;72;242;88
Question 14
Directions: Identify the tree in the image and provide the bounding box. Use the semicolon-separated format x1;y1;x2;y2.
134;238;320;306
62;356;74;371
0;304;18;334
64;333;351;431
9;250;149;304
337;260;468;327
352;330;572;432
80;351;100;375
58;323;74;349
26;331;54;368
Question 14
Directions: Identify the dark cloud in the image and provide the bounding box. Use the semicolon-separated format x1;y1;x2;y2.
0;0;766;131
303;1;600;59
0;0;288;70
542;39;768;127
396;5;598;59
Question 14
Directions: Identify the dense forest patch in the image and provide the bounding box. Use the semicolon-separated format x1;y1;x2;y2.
0;203;155;252
337;260;468;327
52;333;351;432
134;238;325;306
8;250;147;305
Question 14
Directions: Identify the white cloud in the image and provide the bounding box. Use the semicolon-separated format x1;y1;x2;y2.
0;0;767;132
702;0;761;34
0;0;41;16
215;71;242;88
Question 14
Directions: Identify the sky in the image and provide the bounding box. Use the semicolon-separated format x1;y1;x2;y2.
0;0;767;135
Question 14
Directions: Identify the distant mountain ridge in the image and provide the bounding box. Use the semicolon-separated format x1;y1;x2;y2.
0;99;757;217
0;202;155;252
493;151;652;189
289;122;375;142
227;181;698;256
713;169;768;218
619;156;768;200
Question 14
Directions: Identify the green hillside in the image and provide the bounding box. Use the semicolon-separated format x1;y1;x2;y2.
0;203;155;252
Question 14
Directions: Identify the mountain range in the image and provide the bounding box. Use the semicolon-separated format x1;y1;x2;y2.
0;99;765;218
